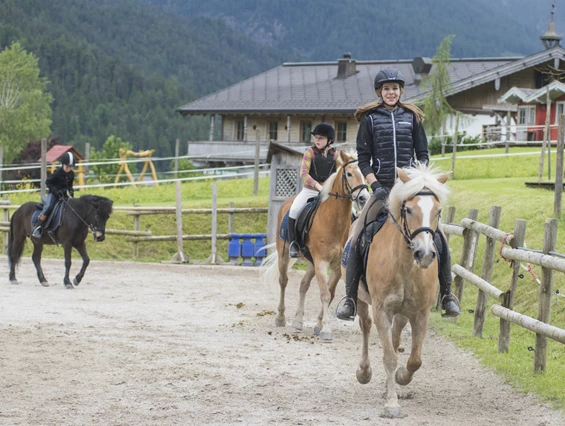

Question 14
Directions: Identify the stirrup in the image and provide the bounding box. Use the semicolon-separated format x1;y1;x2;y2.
289;241;300;258
335;296;357;321
32;227;43;239
441;293;461;317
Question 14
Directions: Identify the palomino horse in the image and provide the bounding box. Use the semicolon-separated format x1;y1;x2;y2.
354;165;451;417
263;150;369;341
8;195;113;288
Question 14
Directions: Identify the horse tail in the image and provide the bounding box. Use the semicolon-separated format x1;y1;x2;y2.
7;210;24;269
260;243;297;290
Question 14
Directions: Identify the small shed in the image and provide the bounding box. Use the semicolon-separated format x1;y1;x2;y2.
42;145;86;187
266;142;306;246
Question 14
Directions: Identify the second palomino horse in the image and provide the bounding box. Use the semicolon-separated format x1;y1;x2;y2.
263;150;369;341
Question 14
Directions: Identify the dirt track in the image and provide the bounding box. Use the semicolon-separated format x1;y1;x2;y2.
1;257;564;425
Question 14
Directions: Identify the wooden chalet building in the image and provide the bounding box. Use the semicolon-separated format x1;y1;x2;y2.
178;15;564;166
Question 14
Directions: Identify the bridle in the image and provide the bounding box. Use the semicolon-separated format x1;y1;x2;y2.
389;190;438;248
63;198;100;235
328;159;368;202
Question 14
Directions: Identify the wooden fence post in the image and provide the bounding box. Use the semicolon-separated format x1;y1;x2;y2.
254;130;261;196
535;218;558;373
40;138;47;197
228;201;235;234
499;219;527;353
170;180;189;263
2;199;9;254
174;139;180;180
454;208;479;306
133;213;140;260
205;182;225;265
554;114;564;216
84;142;90;187
473;206;501;338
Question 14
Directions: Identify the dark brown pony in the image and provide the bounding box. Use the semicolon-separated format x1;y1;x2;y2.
262;151;369;341
353;165;451;417
8;195;113;288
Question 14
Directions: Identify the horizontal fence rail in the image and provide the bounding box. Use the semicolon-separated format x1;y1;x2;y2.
442;207;563;373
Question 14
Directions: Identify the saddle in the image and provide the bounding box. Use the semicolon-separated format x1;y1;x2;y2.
31;199;66;237
279;196;321;264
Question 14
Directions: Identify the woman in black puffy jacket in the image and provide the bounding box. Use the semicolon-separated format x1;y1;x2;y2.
336;66;460;320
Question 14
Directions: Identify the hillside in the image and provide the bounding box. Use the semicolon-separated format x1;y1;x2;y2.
0;0;293;158
137;0;557;61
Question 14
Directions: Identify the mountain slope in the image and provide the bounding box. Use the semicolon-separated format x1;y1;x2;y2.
138;0;558;60
0;0;293;156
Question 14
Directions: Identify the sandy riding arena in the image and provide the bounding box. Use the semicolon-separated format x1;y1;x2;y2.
1;257;564;425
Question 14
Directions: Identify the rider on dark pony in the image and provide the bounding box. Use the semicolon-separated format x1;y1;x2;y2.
288;123;339;258
336;66;461;321
32;151;76;239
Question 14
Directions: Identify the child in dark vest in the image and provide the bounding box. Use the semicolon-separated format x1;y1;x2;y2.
32;152;76;239
336;66;460;320
288;123;339;258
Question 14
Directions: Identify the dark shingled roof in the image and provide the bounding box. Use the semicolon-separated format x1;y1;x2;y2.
178;46;565;116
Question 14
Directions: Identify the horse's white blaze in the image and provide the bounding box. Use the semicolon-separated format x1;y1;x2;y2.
415;196;435;253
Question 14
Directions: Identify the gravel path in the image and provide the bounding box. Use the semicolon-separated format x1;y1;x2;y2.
1;257;563;425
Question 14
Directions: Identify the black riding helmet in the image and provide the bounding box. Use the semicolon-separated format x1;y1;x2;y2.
374;67;405;91
311;123;335;143
59;152;77;167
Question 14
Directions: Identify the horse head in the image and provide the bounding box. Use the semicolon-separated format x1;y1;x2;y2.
85;196;114;242
320;150;369;208
388;164;451;268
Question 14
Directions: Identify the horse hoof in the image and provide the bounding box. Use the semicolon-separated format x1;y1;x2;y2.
291;320;303;330
395;367;413;386
41;281;49;287
73;278;80;286
10;280;19;285
313;325;320;336
319;330;332;341
275;318;286;327
383;405;401;418
356;366;372;384
65;284;74;289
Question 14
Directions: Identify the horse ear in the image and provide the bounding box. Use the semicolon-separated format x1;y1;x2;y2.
396;167;411;183
437;171;453;184
337;151;346;166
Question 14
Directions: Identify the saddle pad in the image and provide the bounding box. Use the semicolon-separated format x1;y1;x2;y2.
31;200;65;233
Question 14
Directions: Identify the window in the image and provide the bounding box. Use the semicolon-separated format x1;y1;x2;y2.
300;121;312;143
336;122;347;142
269;121;278;141
556;102;565;124
236;121;244;141
518;106;536;126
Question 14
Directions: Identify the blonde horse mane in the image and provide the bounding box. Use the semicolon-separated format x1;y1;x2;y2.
319;150;358;202
387;164;451;215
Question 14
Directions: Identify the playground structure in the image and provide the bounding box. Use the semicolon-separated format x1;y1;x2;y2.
115;149;158;187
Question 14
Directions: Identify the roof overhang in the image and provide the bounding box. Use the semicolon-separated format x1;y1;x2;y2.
497;87;530;104
523;80;565;103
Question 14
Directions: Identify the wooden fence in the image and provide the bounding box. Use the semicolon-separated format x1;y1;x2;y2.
440;205;565;373
0;197;268;263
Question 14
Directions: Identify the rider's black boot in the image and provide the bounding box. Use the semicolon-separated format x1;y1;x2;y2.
32;214;46;239
436;232;461;317
336;244;361;321
288;217;299;258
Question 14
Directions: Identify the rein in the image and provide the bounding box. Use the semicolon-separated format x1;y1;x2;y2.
63;199;98;234
328;159;368;202
389;190;438;247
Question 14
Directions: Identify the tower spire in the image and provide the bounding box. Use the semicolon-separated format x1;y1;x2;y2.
541;2;562;49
